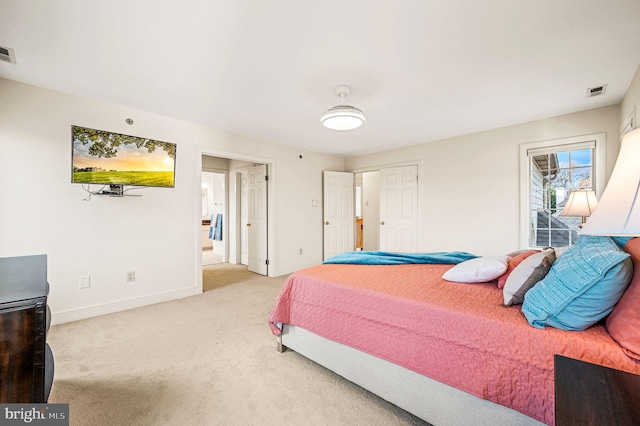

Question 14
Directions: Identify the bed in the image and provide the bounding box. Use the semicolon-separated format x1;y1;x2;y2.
269;237;640;425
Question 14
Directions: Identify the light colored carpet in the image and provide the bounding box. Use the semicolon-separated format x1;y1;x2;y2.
47;264;429;426
202;262;263;292
202;249;223;267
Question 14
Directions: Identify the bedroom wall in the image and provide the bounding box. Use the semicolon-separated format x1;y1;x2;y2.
345;105;621;257
0;78;343;324
621;63;640;133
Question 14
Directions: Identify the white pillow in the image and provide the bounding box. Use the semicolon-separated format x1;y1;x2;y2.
503;248;556;306
442;256;509;283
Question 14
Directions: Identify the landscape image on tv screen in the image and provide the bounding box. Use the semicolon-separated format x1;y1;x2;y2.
72;125;176;188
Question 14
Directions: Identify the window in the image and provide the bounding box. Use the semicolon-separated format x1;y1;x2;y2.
520;134;606;248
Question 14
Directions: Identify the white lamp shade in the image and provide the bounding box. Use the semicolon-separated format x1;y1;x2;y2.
559;190;598;218
581;127;640;236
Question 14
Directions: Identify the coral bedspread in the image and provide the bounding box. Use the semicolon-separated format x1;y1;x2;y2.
268;263;640;425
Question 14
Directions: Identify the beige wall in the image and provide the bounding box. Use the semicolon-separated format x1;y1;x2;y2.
0;78;343;324
346;105;621;256
202;155;230;170
621;64;640;134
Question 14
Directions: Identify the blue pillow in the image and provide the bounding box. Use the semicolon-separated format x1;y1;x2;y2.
522;236;633;330
611;236;633;249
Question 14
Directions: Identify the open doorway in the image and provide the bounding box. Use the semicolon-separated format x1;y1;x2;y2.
201;171;226;266
356;170;381;251
200;154;271;293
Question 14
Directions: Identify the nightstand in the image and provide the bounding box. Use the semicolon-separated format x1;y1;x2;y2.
0;255;52;403
554;354;640;426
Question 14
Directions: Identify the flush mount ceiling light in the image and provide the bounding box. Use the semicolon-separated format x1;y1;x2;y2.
321;85;365;131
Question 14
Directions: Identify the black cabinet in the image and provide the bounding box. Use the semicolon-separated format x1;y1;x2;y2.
0;254;52;403
555;354;640;426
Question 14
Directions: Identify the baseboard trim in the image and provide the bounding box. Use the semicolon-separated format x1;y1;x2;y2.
273;262;319;277
51;286;201;325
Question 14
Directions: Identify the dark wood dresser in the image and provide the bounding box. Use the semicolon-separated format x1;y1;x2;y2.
0;254;50;403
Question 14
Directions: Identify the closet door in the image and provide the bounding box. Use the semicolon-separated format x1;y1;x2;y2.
379;165;418;252
323;171;354;260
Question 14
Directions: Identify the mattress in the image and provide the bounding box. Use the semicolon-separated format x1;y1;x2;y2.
269;263;640;425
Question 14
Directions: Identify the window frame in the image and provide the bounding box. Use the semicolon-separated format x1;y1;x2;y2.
519;133;606;248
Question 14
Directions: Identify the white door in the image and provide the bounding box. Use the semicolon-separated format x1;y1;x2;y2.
379;165;418;252
323;171;354;260
247;164;268;275
239;170;249;265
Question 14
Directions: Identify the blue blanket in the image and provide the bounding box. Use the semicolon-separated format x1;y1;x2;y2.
323;251;478;265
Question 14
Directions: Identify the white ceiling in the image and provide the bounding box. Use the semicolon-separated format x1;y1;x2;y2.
2;0;640;157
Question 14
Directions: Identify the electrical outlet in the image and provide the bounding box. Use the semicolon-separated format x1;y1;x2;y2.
299;248;303;255
126;271;136;283
79;275;91;289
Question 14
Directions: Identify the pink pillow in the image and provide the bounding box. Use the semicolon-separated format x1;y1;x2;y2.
497;250;540;289
606;238;640;360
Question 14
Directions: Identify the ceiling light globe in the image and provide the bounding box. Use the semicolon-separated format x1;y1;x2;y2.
321;106;365;131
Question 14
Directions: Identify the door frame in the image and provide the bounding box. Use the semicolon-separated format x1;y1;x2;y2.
195;148;276;291
349;159;423;251
236;168;249;266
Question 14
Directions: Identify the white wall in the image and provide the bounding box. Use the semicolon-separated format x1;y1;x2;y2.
346;105;621;257
202;156;230;171
621;64;640;134
0;78;343;324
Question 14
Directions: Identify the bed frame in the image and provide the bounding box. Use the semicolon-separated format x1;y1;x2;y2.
277;324;544;426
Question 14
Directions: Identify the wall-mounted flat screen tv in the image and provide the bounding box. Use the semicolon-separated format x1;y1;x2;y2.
71;125;176;188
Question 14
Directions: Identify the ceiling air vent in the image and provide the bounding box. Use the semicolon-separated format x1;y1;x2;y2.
586;84;607;98
0;46;17;64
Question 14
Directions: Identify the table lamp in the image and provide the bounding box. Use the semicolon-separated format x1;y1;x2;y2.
559;190;598;228
581;127;640;236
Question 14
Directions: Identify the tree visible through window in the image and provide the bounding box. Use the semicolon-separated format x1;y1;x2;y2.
529;146;594;247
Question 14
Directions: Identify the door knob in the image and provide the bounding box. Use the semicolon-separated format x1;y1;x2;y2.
325;221;330;225
380;221;385;225
246;223;251;227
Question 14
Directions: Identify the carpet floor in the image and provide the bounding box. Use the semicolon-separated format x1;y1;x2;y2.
47;263;429;426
